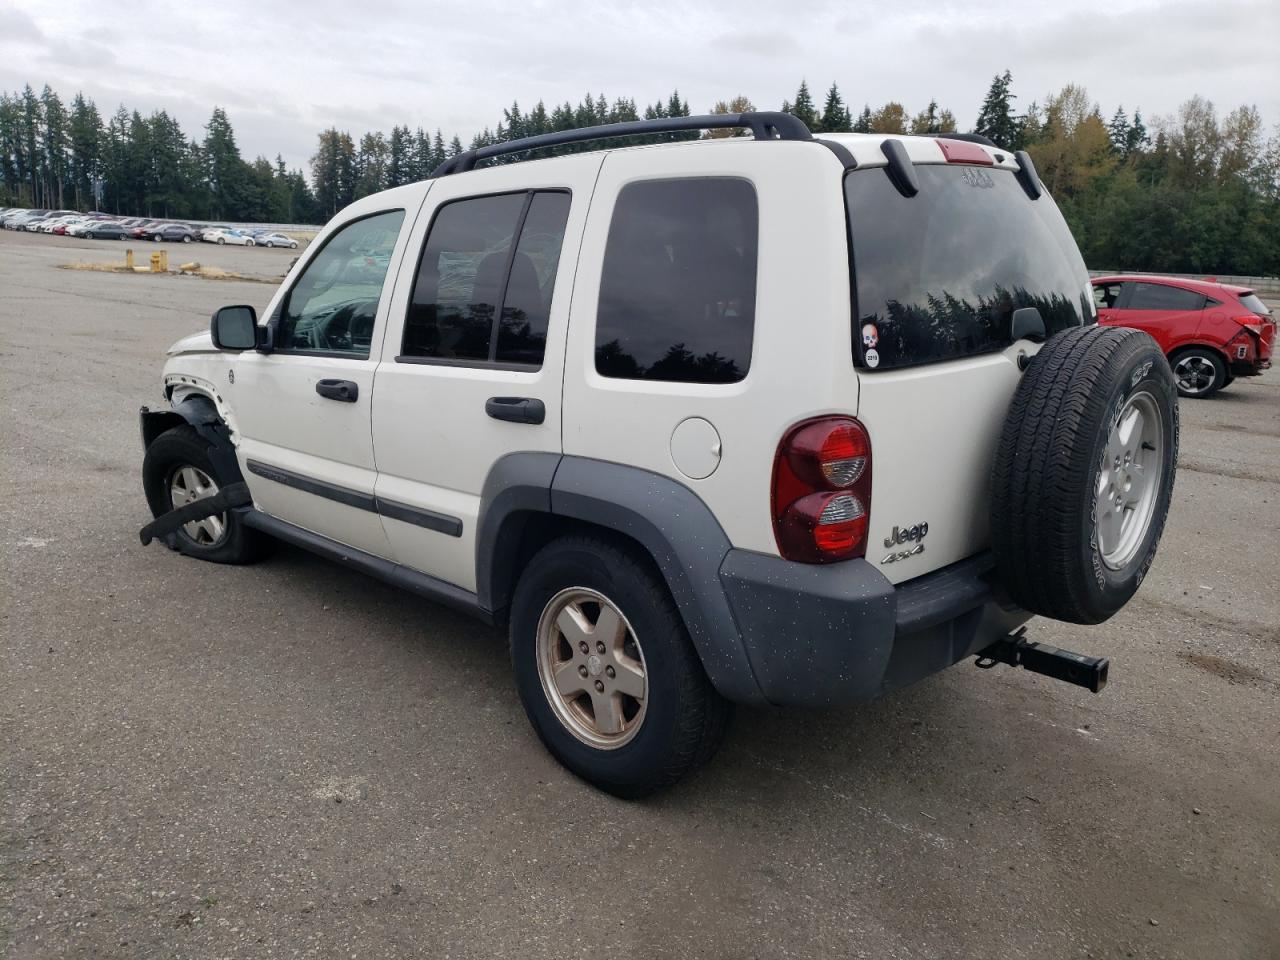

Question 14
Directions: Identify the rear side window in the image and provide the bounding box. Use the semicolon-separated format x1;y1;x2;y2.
595;178;757;384
402;191;571;367
1128;282;1204;311
1239;292;1272;317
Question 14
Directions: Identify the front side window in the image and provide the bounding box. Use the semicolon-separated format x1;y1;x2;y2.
595;178;758;384
1127;282;1204;312
401;191;571;367
277;210;405;357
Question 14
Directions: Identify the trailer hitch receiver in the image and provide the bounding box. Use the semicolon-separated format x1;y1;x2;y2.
975;628;1109;693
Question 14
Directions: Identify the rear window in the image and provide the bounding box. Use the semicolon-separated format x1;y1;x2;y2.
1239;292;1272;317
845;164;1091;371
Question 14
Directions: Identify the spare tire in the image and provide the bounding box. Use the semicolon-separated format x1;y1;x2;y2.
991;325;1178;624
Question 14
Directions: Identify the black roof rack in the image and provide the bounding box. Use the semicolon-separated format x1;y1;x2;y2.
431;111;813;177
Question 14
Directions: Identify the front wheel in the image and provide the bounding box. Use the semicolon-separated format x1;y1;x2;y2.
216;237;225;245
142;425;270;565
509;537;730;798
182;235;191;243
246;239;255;246
1171;348;1226;398
264;240;273;247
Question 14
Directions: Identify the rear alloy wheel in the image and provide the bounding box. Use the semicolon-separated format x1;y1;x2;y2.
510;537;730;797
264;240;274;247
217;237;225;245
1171;348;1226;398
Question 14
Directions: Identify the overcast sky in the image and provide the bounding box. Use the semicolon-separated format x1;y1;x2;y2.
3;0;1277;171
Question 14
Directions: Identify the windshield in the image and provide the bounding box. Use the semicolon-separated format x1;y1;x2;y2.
845;164;1093;371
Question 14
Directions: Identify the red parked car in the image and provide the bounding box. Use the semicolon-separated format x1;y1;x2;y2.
1093;275;1275;398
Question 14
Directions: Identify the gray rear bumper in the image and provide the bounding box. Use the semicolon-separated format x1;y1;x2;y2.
719;551;1030;706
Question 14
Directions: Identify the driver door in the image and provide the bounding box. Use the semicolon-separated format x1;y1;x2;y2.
229;204;415;555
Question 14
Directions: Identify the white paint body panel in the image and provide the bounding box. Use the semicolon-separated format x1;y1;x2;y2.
371;155;604;591
158;133;1055;590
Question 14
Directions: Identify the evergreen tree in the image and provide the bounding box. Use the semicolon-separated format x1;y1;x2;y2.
387;125;411;187
817;83;851;133
974;69;1019;147
1126;110;1149;156
852;105;872;133
354;131;389;198
787;81;819;131
67;93;102;210
204;107;250;219
1107;106;1130;155
40;86;68;208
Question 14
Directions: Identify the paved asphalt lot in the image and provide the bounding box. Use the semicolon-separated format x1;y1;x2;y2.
2;228;1278;959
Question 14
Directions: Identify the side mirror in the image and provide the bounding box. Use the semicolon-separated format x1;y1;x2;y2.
1011;306;1047;343
210;304;258;350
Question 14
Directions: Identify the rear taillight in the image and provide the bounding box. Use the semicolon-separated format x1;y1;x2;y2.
772;417;872;563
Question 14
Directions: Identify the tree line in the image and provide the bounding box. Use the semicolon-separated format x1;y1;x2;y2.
1;77;1277;274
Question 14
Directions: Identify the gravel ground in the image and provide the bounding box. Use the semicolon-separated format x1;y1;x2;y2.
2;228;1278;959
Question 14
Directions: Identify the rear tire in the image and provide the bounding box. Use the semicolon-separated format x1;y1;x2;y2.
1170;347;1226;398
509;536;730;798
142;425;270;565
991;326;1178;624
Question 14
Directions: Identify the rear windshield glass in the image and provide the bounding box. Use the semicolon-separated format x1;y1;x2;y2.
845;164;1092;371
1239;292;1272;316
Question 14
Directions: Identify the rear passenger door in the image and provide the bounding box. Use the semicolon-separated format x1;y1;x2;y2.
372;155;602;592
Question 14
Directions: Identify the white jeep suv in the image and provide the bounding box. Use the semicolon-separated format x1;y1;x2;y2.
139;112;1179;796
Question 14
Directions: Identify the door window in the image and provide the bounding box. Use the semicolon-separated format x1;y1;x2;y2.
595;178;758;384
1127;282;1204;312
277;209;406;358
400;191;572;368
1094;282;1124;309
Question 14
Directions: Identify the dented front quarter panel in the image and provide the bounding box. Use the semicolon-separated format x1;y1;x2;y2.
161;331;241;439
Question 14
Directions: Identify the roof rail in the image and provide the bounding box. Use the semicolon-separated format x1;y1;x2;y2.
431;111;813;177
921;132;997;147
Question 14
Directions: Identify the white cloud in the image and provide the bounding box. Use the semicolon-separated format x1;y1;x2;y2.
0;0;1275;171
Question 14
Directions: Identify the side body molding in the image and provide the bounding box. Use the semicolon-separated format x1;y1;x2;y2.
476;453;765;705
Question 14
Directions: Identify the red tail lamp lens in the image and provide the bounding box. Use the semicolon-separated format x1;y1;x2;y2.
772;417;872;563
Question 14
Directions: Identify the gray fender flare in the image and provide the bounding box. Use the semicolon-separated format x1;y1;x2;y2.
140;395;243;484
477;453;765;705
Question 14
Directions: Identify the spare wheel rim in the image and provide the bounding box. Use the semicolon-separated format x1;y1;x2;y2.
1095;390;1163;571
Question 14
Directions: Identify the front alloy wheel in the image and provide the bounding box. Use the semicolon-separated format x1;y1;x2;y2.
536;587;648;749
168;464;227;547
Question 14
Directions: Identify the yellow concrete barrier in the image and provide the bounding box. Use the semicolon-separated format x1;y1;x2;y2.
125;249;134;269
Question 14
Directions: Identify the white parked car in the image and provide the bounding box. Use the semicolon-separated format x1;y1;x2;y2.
138;113;1179;797
203;228;257;246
